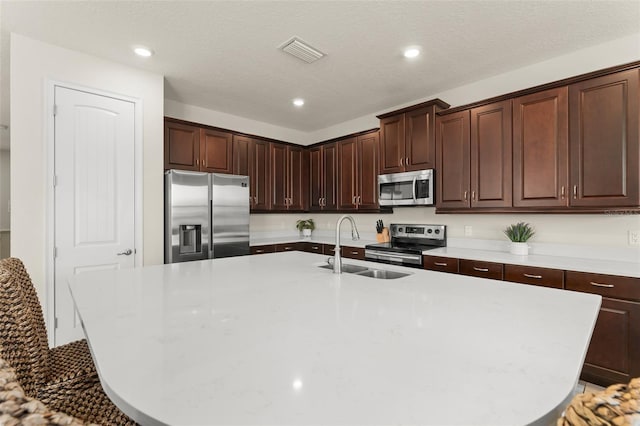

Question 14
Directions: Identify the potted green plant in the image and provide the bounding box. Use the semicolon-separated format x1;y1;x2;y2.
296;219;315;238
503;222;535;255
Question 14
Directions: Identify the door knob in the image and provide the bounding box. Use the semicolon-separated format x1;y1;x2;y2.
117;249;133;256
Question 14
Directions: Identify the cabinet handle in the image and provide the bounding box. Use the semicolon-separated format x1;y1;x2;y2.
254;196;257;204
255;249;264;254
196;158;199;166
463;191;468;201
203;159;206;167
473;267;489;272
352;196;356;204
400;157;404;167
357;195;361;204
406;157;409;166
351;251;359;255
524;274;542;279
312;246;319;250
472;191;476;201
561;186;565;200
323;197;326;206
573;185;577;199
434;262;448;267
590;281;614;288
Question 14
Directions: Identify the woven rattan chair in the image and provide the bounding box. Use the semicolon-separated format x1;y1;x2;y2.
0;258;134;425
0;356;96;426
557;378;640;425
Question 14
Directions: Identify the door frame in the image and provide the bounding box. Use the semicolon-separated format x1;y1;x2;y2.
45;80;144;346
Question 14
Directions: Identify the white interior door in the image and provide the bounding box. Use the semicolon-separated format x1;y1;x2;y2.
54;86;135;346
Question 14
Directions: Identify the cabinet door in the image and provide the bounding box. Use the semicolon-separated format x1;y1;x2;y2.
459;259;503;280
164;120;200;171
270;143;288;210
288;146;308;211
379;114;405;173
323;143;338;211
309;146;323;211
200;129;233;173
337;137;358;210
513;87;569;207
423;256;459;274
405;106;436;171
357;132;379;209
252;140;271;211
581;298;640;386
470;100;513;208
436;111;471;209
232;135;254;208
569;69;639;207
251;244;275;255
504;264;564;289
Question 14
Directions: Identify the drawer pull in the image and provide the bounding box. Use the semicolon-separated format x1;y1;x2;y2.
524;274;542;279
590;281;614;288
255;250;264;253
434;262;448;267
351;251;359;255
473;267;489;272
312;246;319;250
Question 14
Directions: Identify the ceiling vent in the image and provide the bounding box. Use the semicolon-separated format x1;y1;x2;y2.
280;37;325;63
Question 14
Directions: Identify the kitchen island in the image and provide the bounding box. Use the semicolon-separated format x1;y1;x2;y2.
69;252;601;426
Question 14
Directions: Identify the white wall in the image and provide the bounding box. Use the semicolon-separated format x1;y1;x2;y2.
164;99;311;144
0;150;9;230
10;34;164;306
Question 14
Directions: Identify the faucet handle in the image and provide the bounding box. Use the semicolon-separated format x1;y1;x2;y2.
327;257;334;266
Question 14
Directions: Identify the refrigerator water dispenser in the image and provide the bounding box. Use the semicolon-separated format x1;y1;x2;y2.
179;225;201;254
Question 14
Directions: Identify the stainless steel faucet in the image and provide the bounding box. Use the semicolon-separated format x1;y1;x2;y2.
334;215;360;274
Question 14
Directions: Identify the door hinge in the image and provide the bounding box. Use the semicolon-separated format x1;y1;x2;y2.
53;247;58;259
53;105;58;116
54;317;58;329
53;175;57;187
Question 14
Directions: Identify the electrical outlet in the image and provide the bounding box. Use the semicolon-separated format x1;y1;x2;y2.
464;225;472;237
629;230;640;246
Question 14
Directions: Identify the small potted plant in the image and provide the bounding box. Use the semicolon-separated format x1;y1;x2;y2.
296;219;315;238
504;222;535;255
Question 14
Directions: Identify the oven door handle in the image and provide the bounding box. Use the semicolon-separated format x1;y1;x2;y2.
366;250;421;263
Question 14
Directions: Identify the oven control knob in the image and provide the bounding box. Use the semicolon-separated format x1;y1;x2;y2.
427;229;433;234
399;227;404;233
435;229;441;234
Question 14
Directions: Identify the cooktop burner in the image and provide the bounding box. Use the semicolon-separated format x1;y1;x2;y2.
364;224;446;267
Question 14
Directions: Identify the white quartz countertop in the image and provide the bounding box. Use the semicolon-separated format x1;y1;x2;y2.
425;247;640;278
70;252;600;426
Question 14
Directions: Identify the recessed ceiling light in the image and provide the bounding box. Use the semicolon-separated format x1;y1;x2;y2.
403;47;420;59
133;46;153;57
293;98;305;107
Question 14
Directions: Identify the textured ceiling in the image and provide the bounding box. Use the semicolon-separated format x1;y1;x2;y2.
1;0;639;149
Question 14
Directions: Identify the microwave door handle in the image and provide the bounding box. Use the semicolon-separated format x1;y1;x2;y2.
412;176;417;201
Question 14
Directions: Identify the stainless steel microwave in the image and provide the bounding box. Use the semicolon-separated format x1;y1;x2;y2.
378;169;434;206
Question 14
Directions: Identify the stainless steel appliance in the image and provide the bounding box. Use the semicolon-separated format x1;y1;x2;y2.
378;169;434;206
165;170;250;263
365;223;446;268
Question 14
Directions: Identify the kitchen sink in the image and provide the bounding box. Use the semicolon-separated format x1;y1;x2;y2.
354;269;410;280
318;263;369;274
318;263;411;280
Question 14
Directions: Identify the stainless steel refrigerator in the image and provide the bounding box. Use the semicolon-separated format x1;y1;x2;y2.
165;170;250;263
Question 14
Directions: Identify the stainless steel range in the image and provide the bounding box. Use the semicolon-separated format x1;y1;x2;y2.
365;224;446;268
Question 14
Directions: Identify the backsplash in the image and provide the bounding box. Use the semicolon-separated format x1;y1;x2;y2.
250;207;640;252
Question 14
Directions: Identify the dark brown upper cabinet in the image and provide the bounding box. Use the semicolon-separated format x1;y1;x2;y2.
378;100;449;174
164;120;200;171
569;69;639;207
436;110;471;209
309;143;338;211
200;128;233;173
271;143;308;211
233;136;271;212
337;131;380;210
470;100;513;208
513;87;569;208
164;118;232;173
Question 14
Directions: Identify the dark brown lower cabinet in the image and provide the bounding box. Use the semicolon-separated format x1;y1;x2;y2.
299;242;324;254
250;245;276;255
274;243;300;252
341;246;365;260
565;271;640;386
459;259;504;280
423;256;459;274
504;264;564;289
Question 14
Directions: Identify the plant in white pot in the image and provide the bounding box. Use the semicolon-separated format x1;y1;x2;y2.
504;222;535;255
296;219;315;238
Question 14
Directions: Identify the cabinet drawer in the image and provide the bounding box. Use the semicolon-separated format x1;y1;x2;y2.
342;246;365;260
250;245;275;255
275;243;300;253
504;265;564;289
323;244;336;255
566;271;640;302
459;259;503;280
300;242;324;254
423;256;459;273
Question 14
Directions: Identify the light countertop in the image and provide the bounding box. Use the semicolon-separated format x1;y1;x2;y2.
70;252;600;426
